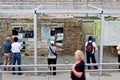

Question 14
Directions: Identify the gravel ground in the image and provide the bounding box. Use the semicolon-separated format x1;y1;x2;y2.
1;49;119;80
21;50;118;69
22;54;74;64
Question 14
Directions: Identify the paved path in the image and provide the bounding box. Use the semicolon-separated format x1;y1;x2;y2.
1;52;119;80
1;71;120;80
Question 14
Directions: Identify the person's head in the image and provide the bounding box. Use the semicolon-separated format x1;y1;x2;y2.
6;37;10;42
50;40;54;46
74;50;84;61
88;36;93;41
13;37;18;42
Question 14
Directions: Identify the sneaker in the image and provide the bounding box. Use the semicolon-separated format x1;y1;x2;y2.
53;72;56;76
4;68;6;71
12;73;16;75
18;73;23;75
8;68;11;71
47;72;51;75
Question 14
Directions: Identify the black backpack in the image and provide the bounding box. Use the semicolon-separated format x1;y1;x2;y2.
86;42;93;53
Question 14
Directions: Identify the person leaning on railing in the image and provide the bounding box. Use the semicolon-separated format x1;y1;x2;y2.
116;43;120;69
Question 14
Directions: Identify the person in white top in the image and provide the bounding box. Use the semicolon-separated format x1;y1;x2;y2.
85;36;98;69
48;41;57;75
11;37;22;75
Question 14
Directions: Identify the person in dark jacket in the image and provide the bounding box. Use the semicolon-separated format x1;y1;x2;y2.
71;50;86;80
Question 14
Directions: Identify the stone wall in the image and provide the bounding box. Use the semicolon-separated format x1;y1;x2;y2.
0;18;93;56
63;19;82;55
37;18;82;55
0;21;12;45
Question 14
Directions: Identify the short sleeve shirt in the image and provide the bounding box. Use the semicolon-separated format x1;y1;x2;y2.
71;60;86;80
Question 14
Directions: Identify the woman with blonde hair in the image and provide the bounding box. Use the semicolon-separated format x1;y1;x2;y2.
71;50;86;80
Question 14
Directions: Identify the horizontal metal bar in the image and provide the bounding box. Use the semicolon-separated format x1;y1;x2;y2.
1;69;120;73
88;5;103;11
1;64;73;67
36;9;101;14
104;10;120;14
0;10;34;14
1;63;120;67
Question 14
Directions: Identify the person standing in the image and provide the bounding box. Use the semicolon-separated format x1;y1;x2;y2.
48;41;57;75
116;43;120;69
11;37;22;75
85;36;98;69
2;37;12;71
71;50;86;80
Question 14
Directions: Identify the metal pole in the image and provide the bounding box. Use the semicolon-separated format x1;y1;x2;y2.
99;11;104;76
33;10;37;75
0;65;2;80
86;0;88;17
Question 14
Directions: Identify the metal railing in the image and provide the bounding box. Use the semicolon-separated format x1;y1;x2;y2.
1;63;120;73
0;63;120;80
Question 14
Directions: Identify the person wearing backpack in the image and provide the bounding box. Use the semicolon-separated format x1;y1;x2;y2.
48;40;57;75
85;36;98;69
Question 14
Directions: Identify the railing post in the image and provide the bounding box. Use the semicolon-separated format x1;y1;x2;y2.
99;10;104;76
0;65;2;80
33;10;38;75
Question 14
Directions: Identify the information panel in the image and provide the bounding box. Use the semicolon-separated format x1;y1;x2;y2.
103;21;120;46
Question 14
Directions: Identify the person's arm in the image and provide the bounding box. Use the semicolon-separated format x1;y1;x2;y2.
10;44;12;53
85;42;88;50
11;43;13;52
71;64;83;78
116;44;120;50
93;42;98;50
85;42;87;47
19;43;22;50
1;43;4;55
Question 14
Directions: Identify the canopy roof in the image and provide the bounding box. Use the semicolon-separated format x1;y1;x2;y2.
0;2;119;14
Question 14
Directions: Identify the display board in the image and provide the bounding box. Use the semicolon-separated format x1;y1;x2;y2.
94;21;120;46
103;21;120;46
41;26;50;42
93;20;101;45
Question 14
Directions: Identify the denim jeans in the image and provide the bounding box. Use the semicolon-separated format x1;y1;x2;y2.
12;53;21;72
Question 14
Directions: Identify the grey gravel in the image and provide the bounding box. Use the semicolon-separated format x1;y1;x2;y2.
21;52;118;69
